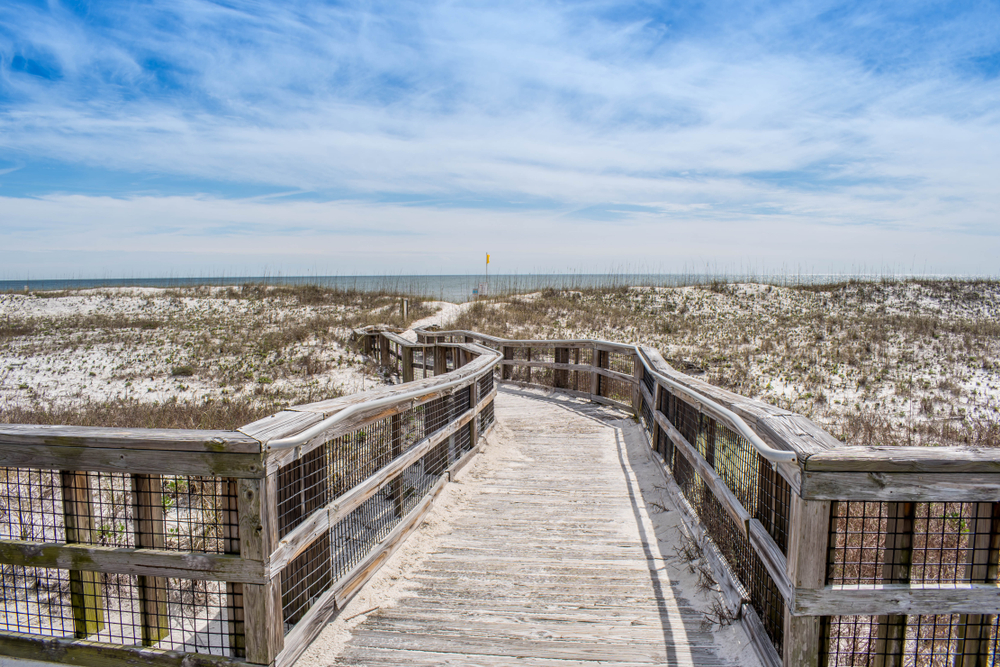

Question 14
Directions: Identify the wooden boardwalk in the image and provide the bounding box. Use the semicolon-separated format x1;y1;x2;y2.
332;386;742;667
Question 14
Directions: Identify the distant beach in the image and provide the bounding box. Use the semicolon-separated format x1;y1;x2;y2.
0;272;968;303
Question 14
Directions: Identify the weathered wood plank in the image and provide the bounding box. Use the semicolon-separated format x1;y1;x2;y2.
800;472;1000;501
805;446;1000;473
742;605;783;667
0;630;240;667
793;582;1000;616
132;474;169;646
782;496;829;666
0;444;263;478
0;424;260;453
0;539;267;583
243;579;283;665
61;471;104;638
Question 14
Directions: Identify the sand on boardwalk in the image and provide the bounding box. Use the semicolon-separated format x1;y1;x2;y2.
295;386;759;667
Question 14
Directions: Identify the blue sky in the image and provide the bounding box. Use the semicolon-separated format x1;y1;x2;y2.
2;1;999;277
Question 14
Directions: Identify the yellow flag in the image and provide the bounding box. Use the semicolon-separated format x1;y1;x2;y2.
486;253;490;264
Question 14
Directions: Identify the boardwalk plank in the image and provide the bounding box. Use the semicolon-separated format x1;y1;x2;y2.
333;388;742;667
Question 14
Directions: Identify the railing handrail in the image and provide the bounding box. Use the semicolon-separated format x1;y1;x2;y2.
267;341;501;451
413;328;797;464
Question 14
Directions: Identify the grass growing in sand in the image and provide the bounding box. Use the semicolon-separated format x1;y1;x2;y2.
3;278;998;449
450;279;1000;448
1;284;436;430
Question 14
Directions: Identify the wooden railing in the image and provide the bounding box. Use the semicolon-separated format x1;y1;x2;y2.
3;325;999;667
414;328;1000;667
0;337;499;667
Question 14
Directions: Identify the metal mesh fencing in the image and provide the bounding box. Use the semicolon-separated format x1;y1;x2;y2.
658;391;791;554
0;469;237;553
478;369;494;399
279;409;474;632
479;400;495;435
641;366;655;398
828;501;1000;586
606;351;635;377
672;448;786;655
822;613;1000;666
0;566;244;656
276;396;458;538
600;376;633;404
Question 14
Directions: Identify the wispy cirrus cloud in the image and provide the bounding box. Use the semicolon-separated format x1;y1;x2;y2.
1;1;999;276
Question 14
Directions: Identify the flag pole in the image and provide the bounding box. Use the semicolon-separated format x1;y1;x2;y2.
485;252;489;297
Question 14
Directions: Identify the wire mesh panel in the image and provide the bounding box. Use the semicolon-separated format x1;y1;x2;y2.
0;469;65;542
0;567;243;656
478;369;494;399
657;391;791;555
672;449;785;654
478;400;495;436
601;376;633;404
606;351;635;377
822;614;1000;666
828;501;1000;586
640;398;654;442
641;366;655;398
0;469;237;553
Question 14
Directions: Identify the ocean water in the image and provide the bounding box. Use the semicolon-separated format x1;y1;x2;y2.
0;273;930;303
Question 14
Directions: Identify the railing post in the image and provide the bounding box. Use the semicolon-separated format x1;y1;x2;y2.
554;347;569;389
390;413;405;517
240;475;284;665
873;502;915;667
652;381;662;458
954;502;1000;666
60;471;104;639
402;346;414;383
591;347;605;398
784;495;830;667
222;478;246;658
131;474;169;646
502;346;513;381
379;334;390;370
631;353;642;416
434;345;448;376
470;376;480;449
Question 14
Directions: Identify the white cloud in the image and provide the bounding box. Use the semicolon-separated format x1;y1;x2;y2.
1;1;999;275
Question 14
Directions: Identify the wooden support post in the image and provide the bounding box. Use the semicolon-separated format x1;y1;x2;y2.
954;502;1000;667
502;347;513;381
591;347;602;398
60;471;104;639
573;348;580;391
434;346;448;376
525;347;531;384
783;495;830;667
652;382;662;457
379;335;390;369
873;502;915;667
631;354;642;416
470;377;480;449
402;346;414;383
221;478;246;658
131;474;169;646
240;476;283;665
554;347;569;389
390;414;405;518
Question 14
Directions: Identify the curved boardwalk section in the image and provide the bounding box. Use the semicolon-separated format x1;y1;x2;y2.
332;386;746;666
